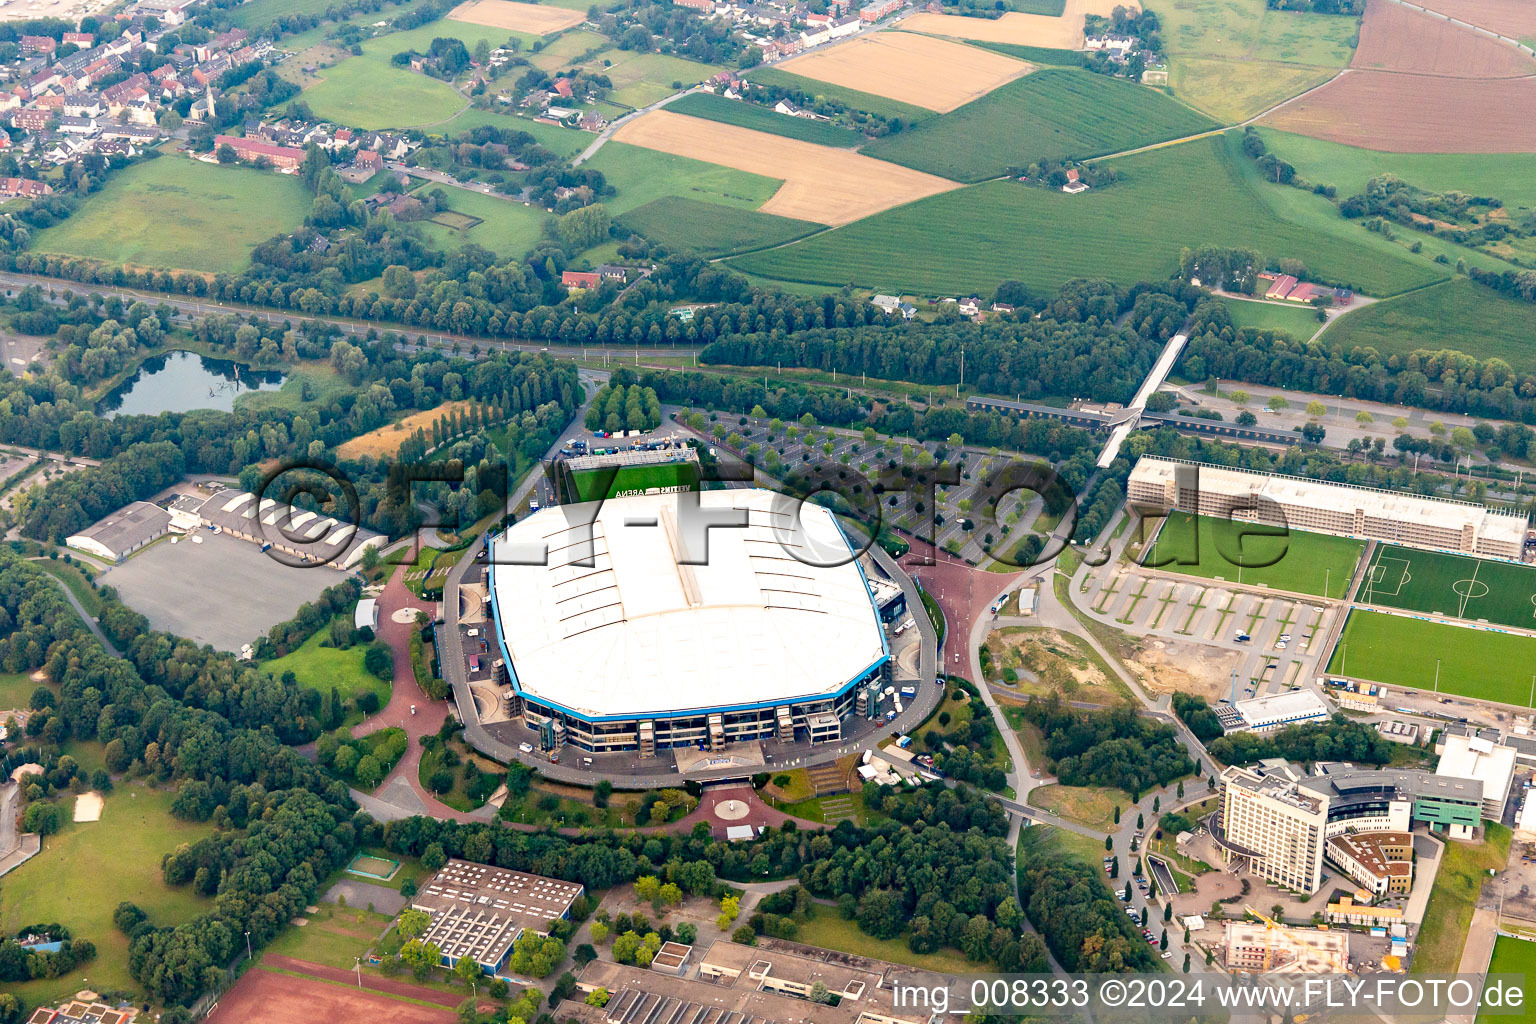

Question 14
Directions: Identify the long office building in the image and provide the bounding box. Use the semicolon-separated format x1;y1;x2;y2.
1216;759;1484;893
1128;456;1527;560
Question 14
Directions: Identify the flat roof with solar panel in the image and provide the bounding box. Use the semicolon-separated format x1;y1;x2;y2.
487;489;888;725
410;859;584;975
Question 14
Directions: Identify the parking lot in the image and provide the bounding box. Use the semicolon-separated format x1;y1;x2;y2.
1075;565;1337;701
103;532;352;651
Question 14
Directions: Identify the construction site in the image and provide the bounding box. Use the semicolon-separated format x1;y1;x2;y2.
1222;909;1351;975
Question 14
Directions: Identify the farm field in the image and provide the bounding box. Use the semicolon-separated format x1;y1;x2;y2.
302;54;466;129
610;109;959;224
733;133;1446;296
0;784;216;1007
447;0;584;33
527;28;607;71
1361;543;1536;629
410;185;549;256
1143;512;1364;599
261;619;391;705
1219;296;1323;337
775;31;1031;112
1257;129;1536;213
666;93;864;147
617;196;823;257
1351;0;1534;77
34;158;310;274
1158;0;1361;120
587;49;723;108
584;140;786;216
1328;610;1536;705
862;68;1217;181
904;0;1118;47
1324;279;1536;371
746;66;936;122
228;0;345;28
1263;69;1536;152
1418;0;1536;38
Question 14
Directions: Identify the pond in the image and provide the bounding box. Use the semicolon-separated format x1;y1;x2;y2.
101;351;286;417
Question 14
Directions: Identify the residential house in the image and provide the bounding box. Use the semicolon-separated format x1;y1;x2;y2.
63;32;96;46
56;115;100;135
10;109;50;132
1061;167;1089;194
859;0;901;23
957;296;980;317
19;36;57;57
562;270;602;289
773;98;803;117
597;264;629;282
991;302;1015;314
214;133;305;169
0;93;23;113
674;0;715;9
870;294;901;313
354;148;382;171
0;177;50;198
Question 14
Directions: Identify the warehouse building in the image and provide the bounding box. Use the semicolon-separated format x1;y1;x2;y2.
1128;456;1527;559
487;489;890;756
172;488;386;569
1228;690;1331;733
65;501;171;562
410;860;584;976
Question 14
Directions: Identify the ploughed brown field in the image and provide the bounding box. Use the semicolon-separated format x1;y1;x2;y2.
901;0;1126;50
447;0;584;34
1414;0;1536;40
1351;0;1535;76
208;964;459;1023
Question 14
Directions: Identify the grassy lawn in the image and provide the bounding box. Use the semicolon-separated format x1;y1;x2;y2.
1026;782;1129;832
1257;129;1536;215
34;157;311;274
230;0;349;28
586;50;724;108
262;618;390;706
1329;610;1536;707
746;67;936;122
0;671;38;712
33;558;103;615
1411;822;1510;974
616;197;822;258
410;184;550;257
0;784;217;1007
919;587;946;645
584;141;785;216
733;133;1445;298
237;363;357;413
863;69;1217;182
1325;279;1536;373
302;56;465;129
1144;511;1365;599
527;28;608;72
666;93;864;147
1361;543;1536;630
1480;936;1536;1020
793;907;982;974
1159;0;1359;121
1219;296;1323;338
262;902;396;970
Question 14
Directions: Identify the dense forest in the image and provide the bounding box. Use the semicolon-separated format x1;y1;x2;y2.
1018;694;1194;798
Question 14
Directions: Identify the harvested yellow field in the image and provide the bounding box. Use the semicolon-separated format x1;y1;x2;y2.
447;0;584;34
903;0;1130;50
336;401;474;459
776;31;1030;112
611;109;959;225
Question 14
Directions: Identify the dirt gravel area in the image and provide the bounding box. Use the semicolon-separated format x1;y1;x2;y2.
336;400;474;459
447;0;584;34
611;109;960;224
210;964;457;1023
1126;635;1242;701
1264;68;1536;151
1352;0;1535;76
1415;0;1536;40
901;0;1126;50
776;30;1031;112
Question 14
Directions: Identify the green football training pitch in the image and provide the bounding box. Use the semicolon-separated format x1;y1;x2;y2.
1142;512;1364;599
1329;609;1536;706
1360;544;1536;630
568;461;699;501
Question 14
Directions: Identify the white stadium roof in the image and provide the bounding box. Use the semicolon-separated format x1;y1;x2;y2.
488;489;887;719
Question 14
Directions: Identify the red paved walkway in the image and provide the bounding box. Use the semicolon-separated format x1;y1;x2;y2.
899;539;1020;680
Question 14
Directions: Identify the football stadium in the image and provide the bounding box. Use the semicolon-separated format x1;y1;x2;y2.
485;487;892;755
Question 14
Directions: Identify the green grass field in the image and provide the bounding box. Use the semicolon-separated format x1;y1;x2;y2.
862;69;1217;182
1257;129;1536;215
262;618;391;706
229;0;341;28
734;133;1445;297
261;903;395;970
585;140;785;216
1160;0;1360;121
410;185;550;257
1481;936;1536;1018
1220;296;1323;338
1145;512;1364;598
1329;610;1536;705
302;55;466;129
1411;822;1509;975
1361;544;1536;630
617;196;822;257
667;93;864;147
969;41;1087;66
527;28;608;72
0;785;216;1006
588;50;723;107
746;67;936;123
1324;279;1536;373
35;157;310;274
0;671;37;711
567;459;699;500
